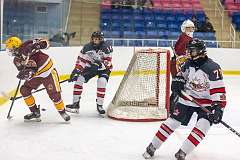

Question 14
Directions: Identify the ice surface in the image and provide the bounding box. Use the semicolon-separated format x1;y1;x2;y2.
0;76;240;160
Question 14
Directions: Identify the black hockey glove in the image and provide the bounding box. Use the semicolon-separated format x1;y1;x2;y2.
208;102;223;124
17;68;35;80
171;76;186;96
68;68;81;82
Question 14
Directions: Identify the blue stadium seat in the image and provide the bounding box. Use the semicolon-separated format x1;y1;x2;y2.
134;22;145;31
166;16;176;21
123;31;136;38
168;24;179;31
101;22;111;31
133;15;144;21
133;9;143;15
145;21;155;29
135;31;146;38
101;14;111;20
146;30;159;38
206;41;217;48
159;31;168;39
156;23;167;31
102;31;112;38
155;16;165;21
111;31;122;38
111;22;121;31
122;8;133;15
194;32;204;39
168;32;180;39
204;32;216;40
111;9;121;14
101;8;111;14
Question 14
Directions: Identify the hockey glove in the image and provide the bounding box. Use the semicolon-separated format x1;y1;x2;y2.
17;68;35;80
68;68;81;82
208;102;223;124
171;76;186;96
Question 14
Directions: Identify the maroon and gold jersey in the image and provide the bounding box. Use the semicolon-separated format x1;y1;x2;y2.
174;33;192;56
13;39;53;79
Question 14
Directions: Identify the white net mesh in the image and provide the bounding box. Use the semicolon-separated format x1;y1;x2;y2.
107;48;171;121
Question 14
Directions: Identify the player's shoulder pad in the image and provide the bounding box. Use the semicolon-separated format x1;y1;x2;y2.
100;41;113;54
81;43;92;54
200;58;223;81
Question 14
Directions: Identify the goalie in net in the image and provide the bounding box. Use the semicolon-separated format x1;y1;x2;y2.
107;48;171;121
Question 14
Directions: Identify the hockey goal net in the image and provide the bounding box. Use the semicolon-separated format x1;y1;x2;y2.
107;48;171;121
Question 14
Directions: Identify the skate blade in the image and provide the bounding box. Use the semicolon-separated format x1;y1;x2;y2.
65;108;79;114
24;118;41;122
142;151;152;159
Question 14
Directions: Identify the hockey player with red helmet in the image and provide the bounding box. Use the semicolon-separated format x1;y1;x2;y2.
66;31;113;115
143;39;226;160
5;36;70;122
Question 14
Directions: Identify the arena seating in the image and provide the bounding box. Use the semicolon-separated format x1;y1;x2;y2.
223;0;240;31
100;0;217;47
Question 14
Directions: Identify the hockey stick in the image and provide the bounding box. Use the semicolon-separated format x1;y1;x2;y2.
10;79;69;101
181;90;240;138
7;79;22;119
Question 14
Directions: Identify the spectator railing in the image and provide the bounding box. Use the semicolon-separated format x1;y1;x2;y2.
215;0;224;30
105;38;240;48
230;24;236;48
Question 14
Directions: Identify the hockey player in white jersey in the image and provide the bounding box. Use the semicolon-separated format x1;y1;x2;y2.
143;39;227;160
66;31;113;115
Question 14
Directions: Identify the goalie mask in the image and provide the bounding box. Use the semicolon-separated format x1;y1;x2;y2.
181;19;195;38
187;39;207;64
5;36;22;57
91;31;104;49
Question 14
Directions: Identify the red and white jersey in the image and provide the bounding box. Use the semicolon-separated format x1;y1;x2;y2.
75;41;113;71
178;58;227;108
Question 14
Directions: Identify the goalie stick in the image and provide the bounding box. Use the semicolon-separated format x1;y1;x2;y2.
181;90;240;138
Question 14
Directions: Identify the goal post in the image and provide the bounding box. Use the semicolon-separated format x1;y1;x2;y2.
107;48;171;122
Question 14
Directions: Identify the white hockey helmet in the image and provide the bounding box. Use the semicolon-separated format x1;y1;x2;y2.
181;19;195;33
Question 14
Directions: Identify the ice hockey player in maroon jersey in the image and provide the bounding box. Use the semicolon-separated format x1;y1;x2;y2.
66;31;113;115
171;19;195;77
5;36;70;122
170;19;195;115
143;39;226;160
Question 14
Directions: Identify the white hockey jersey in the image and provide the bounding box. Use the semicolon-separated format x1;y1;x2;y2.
178;58;227;108
75;41;113;71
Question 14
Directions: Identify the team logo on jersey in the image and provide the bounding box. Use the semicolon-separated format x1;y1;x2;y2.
189;76;209;92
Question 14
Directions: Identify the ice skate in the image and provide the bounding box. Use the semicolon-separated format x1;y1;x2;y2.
66;102;80;113
142;143;156;159
97;104;105;114
24;107;41;122
59;109;71;122
175;149;186;160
